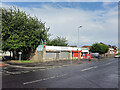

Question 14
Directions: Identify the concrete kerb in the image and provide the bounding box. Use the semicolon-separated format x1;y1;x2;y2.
5;63;47;69
4;60;76;69
5;63;77;69
5;63;74;69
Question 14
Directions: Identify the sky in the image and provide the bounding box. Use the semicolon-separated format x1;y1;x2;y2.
1;1;118;47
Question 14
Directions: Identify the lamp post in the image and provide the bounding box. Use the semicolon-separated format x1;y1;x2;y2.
78;25;82;61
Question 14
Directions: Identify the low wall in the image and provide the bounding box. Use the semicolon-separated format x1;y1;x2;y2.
30;51;44;62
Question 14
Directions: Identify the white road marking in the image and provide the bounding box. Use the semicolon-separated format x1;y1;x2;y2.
32;70;36;72
4;70;30;75
58;66;62;67
81;66;98;71
5;71;13;74
105;63;111;65
23;79;43;85
62;65;69;67
6;71;21;74
22;71;30;73
46;68;52;70
23;74;67;85
49;76;56;79
42;78;48;80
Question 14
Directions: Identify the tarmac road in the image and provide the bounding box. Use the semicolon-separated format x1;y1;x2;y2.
2;58;119;88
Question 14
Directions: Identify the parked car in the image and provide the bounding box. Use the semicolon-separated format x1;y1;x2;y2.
90;53;99;58
114;55;120;58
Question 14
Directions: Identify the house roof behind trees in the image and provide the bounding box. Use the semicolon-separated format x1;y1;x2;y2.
81;46;91;48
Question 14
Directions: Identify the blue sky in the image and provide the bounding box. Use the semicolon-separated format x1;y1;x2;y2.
2;2;118;47
3;2;117;10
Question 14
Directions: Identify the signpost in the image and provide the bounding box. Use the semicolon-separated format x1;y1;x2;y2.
37;45;44;51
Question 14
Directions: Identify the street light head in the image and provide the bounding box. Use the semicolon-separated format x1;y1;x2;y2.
79;26;82;28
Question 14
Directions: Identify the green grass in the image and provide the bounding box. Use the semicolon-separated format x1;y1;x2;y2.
21;60;34;63
9;60;39;63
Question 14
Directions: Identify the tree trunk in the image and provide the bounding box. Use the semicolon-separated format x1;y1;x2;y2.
10;51;11;59
12;50;18;60
12;51;15;60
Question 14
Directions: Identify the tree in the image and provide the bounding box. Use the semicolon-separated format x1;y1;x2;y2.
112;45;117;52
2;7;50;60
46;36;68;46
108;45;112;48
90;43;109;54
0;10;1;50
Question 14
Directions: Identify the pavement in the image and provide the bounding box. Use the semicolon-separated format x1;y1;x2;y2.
1;57;119;88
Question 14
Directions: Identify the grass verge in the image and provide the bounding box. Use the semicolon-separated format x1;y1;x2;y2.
8;60;40;63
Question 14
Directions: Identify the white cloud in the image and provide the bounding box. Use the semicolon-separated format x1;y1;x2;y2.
102;2;114;8
1;0;119;2
1;3;118;47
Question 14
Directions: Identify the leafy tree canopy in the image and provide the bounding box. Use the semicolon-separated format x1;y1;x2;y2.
46;36;68;46
90;43;109;54
1;7;50;59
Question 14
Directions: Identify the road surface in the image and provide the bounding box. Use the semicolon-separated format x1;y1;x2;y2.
1;58;119;88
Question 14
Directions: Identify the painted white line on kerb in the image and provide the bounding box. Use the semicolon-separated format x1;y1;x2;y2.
23;74;67;85
81;66;98;71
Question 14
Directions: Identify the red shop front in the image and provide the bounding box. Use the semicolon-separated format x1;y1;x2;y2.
72;50;81;59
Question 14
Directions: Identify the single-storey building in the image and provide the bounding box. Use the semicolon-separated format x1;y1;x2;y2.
31;45;91;62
